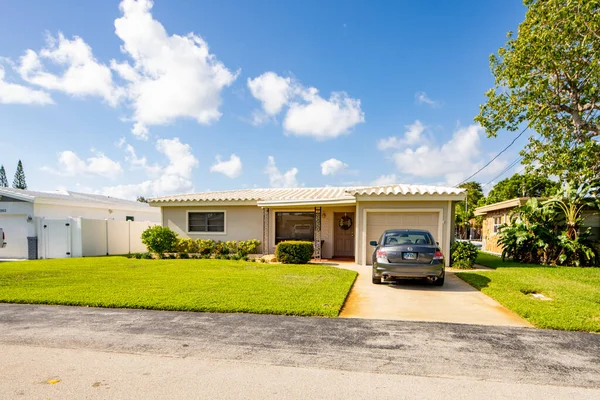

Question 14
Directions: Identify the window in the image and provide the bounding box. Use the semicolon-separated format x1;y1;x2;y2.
275;212;314;243
493;216;502;234
382;231;433;246
188;212;225;233
126;216;134;221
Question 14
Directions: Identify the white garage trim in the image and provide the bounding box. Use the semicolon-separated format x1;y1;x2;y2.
361;208;444;266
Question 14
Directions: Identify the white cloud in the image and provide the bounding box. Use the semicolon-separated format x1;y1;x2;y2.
377;120;426;150
18;34;123;106
43;150;123;179
284;89;364;140
102;137;199;199
247;72;292;121
265;156;299;188
210;154;242;178
371;174;398;186
386;124;508;186
320;158;348;176
415;91;439;107
124;143;161;175
0;65;53;105
112;0;238;138
247;72;364;140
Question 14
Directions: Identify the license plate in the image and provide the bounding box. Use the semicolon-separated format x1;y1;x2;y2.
403;252;417;260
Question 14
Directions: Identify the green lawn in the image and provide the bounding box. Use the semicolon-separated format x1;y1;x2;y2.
456;253;600;332
0;257;357;317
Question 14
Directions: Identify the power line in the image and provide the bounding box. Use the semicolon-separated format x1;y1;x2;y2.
481;156;524;188
454;125;530;187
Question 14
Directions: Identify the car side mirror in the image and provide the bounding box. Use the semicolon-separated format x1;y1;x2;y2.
369;241;378;246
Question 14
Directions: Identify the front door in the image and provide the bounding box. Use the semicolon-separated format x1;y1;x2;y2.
334;212;355;257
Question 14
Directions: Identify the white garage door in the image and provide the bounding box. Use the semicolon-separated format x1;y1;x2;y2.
0;215;29;259
366;212;440;265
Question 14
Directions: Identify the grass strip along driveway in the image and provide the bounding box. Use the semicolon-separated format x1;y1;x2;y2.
456;253;600;332
0;257;357;317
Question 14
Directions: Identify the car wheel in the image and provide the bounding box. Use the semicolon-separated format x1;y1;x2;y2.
372;269;382;284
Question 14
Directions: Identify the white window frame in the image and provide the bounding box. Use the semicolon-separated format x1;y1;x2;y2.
492;216;502;235
186;210;227;235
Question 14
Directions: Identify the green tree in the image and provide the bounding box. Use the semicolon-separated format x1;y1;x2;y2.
486;173;560;204
455;182;484;239
0;165;7;187
12;160;27;190
476;0;600;185
136;196;148;203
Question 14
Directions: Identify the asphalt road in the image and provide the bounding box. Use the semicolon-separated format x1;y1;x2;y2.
1;304;599;399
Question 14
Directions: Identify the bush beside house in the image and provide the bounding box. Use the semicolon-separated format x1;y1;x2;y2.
450;241;479;269
276;241;314;264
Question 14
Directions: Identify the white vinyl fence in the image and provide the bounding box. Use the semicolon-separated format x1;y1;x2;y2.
36;217;157;259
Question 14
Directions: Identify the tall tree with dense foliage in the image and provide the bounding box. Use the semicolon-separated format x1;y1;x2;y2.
486;173;560;204
12;160;27;190
455;182;484;239
476;0;600;184
0;165;7;187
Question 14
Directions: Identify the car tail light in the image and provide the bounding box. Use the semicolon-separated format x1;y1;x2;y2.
433;251;443;260
376;249;387;258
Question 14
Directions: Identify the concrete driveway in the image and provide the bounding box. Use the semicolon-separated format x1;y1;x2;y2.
336;263;531;327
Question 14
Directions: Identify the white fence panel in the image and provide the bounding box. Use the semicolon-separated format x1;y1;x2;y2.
81;219;108;256
107;220;131;255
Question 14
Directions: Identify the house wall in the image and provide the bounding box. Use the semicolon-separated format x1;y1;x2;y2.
34;203;160;222
481;210;510;254
356;200;453;266
162;205;264;252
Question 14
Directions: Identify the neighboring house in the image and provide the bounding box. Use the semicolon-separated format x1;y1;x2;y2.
149;184;466;267
475;197;600;254
0;188;160;259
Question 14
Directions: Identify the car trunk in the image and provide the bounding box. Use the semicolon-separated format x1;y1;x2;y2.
383;245;435;264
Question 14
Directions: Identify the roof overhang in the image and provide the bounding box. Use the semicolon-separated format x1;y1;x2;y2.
355;193;466;202
474;198;530;216
149;200;259;207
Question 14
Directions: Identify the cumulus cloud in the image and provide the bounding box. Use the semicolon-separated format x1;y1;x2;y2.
415;91;439;107
18;34;124;106
265;156;299;188
112;0;238;139
102;137;199;199
377;120;426;150
320;158;349;176
247;72;292;123
247;71;364;140
386;124;507;186
0;65;53;105
43;150;123;179
210;154;242;178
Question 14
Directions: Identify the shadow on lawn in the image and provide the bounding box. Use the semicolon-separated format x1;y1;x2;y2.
454;273;492;291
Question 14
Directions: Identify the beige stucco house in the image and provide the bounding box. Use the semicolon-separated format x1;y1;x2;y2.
149;184;465;266
475;197;600;254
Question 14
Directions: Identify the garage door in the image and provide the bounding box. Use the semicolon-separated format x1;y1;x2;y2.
0;215;29;259
366;212;439;265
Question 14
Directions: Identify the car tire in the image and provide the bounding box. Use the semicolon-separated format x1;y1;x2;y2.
372;270;382;284
433;275;445;286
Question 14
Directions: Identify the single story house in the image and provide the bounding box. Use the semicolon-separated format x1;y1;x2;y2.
149;184;466;266
0;188;161;259
474;197;600;254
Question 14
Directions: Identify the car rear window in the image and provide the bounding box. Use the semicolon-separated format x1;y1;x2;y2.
383;231;433;245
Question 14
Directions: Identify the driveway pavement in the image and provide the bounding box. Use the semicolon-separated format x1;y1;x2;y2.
336;263;530;327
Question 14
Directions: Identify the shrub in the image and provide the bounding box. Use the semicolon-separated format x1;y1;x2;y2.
276;241;314;264
241;255;249;261
214;241;230;255
238;239;262;255
175;238;199;254
196;239;216;255
141;226;178;257
450;241;479;269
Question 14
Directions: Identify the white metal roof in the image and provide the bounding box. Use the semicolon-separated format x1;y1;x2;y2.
149;184;465;206
0;187;153;210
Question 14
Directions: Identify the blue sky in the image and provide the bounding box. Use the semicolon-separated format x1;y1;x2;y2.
0;0;528;199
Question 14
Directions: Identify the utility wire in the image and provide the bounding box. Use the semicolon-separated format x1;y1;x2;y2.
481;156;524;188
454;125;530;187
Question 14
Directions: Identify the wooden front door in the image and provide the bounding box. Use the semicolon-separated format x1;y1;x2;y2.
334;212;355;257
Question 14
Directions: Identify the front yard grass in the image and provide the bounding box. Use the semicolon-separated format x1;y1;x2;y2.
456;252;600;332
0;257;357;317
